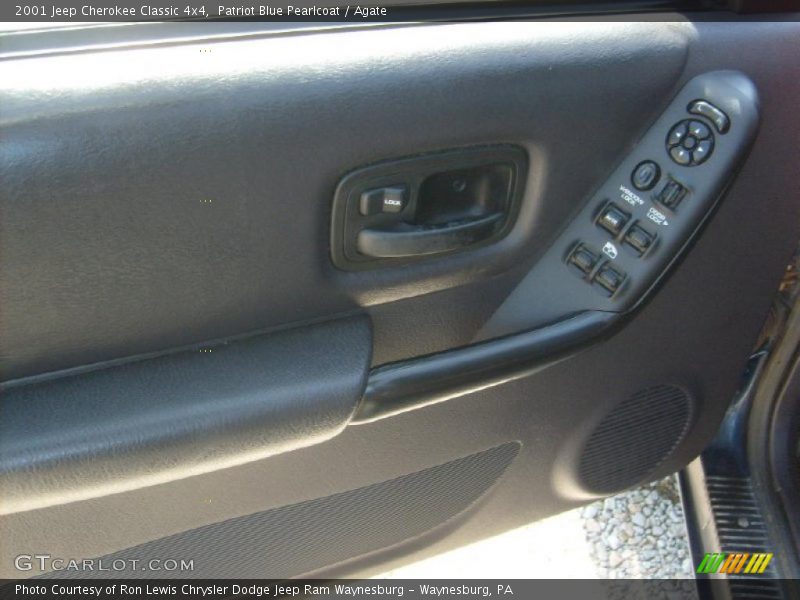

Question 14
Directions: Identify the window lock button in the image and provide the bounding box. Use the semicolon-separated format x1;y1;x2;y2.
597;203;630;236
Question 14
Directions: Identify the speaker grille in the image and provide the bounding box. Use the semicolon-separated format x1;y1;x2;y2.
44;442;519;579
578;385;692;494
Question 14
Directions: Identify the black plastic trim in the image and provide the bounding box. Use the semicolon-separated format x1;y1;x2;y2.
354;310;618;423
357;213;505;258
479;70;760;339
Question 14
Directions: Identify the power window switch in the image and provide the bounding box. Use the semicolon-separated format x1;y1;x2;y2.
623;223;655;256
567;244;599;276
594;264;625;296
359;185;407;216
656;179;688;211
597;203;630;236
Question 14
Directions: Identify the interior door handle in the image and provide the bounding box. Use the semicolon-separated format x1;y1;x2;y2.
331;145;528;269
356;212;504;258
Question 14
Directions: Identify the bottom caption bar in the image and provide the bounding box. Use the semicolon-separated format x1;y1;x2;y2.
0;579;714;600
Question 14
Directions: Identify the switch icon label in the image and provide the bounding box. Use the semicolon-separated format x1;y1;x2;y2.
602;242;618;260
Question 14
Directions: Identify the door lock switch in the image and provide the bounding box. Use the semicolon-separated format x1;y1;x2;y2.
656;178;688;211
359;185;407;216
623;222;655;256
593;264;625;296
597;203;629;236
567;244;599;277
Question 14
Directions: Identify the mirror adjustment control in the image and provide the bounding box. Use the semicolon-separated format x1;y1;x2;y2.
669;146;692;166
688;100;730;134
597;203;629;236
666;119;716;166
693;140;713;163
667;121;688;146
623;223;655;256
593;264;624;296
688;120;711;140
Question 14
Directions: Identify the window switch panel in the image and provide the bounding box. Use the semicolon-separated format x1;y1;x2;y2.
470;72;760;337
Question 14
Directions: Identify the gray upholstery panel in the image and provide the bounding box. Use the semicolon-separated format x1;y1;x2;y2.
0;316;371;514
0;22;688;379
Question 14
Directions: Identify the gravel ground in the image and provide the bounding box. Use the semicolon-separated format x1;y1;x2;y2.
581;476;695;579
380;475;697;582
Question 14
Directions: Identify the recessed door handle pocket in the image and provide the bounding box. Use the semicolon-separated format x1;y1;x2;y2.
356;212;504;258
331;145;528;270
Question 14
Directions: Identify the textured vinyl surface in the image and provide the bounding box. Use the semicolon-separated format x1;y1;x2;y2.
0;316;372;515
0;22;689;379
39;443;520;579
579;385;693;494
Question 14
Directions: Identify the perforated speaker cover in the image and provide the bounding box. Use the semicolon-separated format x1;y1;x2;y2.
578;384;693;494
41;442;520;579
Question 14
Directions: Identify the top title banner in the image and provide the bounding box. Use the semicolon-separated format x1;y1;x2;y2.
12;3;391;19
2;1;763;24
3;0;491;22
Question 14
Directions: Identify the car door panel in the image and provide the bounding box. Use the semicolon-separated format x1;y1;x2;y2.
1;18;799;579
0;22;687;380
